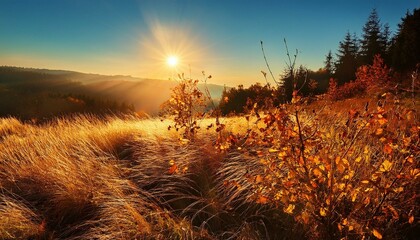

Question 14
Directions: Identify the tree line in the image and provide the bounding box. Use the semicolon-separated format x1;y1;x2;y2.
220;8;419;115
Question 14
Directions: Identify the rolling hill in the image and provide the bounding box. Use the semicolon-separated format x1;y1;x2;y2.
0;66;226;119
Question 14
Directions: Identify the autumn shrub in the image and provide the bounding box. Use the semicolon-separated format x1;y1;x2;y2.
356;54;392;93
329;55;392;100
327;74;369;101
160;76;207;139
215;96;419;239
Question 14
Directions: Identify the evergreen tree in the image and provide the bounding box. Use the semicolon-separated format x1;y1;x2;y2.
324;50;334;75
390;8;420;73
360;9;386;65
382;23;392;65
335;32;359;85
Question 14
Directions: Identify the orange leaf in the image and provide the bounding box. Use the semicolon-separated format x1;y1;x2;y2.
168;164;178;174
255;175;263;183
409;215;414;224
372;229;383;239
384;144;393;154
256;195;268;204
301;211;310;224
313;168;322;178
388;205;399;220
377;118;388;125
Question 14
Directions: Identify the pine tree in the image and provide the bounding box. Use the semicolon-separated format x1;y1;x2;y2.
335;32;359;85
360;9;386;65
324;50;334;75
382;23;392;65
390;8;420;73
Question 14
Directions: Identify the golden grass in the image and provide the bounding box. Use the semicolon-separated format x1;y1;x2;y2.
0;116;208;239
0;94;417;239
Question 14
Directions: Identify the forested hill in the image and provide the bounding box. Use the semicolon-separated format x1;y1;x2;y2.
0;67;225;120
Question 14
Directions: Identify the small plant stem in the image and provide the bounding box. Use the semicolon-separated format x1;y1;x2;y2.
369;157;408;222
295;110;309;179
260;41;280;86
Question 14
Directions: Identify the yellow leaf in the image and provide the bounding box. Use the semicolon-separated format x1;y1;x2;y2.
355;156;362;163
259;158;268;164
301;211;310;224
376;128;384;135
351;192;358;202
269;148;279;153
278;151;287;157
372;229;383;239
410;168;420;178
364;146;370;154
371;173;380;181
179;138;190;144
289;194;297;202
284;204;295;214
320;207;327;217
379;160;393;172
313;156;321;164
377;118;388;125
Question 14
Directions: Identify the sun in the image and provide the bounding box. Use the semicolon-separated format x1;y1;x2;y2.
167;56;179;67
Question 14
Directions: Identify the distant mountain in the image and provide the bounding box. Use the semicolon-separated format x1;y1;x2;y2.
85;79;226;113
0;66;226;119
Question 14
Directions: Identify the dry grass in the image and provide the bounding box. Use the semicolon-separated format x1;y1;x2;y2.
0;116;208;239
0;94;418;239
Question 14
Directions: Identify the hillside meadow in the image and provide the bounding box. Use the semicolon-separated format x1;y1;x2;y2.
0;95;418;239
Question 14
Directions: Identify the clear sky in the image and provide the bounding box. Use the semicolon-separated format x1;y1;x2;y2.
0;0;418;87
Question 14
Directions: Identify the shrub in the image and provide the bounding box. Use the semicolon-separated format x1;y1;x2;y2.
356;54;392;93
160;77;206;139
217;98;419;239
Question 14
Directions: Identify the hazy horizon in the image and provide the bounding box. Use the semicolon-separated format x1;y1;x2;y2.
1;0;418;87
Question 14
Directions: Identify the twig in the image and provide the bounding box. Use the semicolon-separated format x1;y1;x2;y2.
260;41;280;87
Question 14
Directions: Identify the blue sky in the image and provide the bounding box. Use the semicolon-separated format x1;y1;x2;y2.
0;0;418;86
